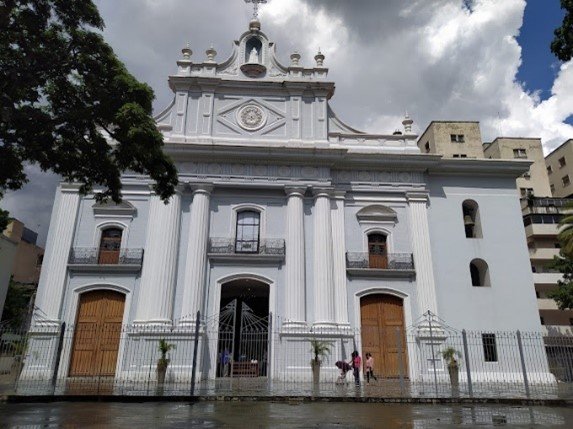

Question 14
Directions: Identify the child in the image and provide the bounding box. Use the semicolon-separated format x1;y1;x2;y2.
335;360;351;384
364;352;378;384
351;351;361;386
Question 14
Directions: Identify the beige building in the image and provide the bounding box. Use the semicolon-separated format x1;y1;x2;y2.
545;139;573;198
484;137;552;198
417;121;484;158
418;122;572;334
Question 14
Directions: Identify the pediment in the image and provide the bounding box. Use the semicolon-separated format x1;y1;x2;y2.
93;200;137;217
356;205;397;223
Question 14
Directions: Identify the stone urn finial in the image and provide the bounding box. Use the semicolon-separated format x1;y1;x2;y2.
181;43;192;60
206;45;217;62
402;113;414;134
290;51;301;67
314;49;325;67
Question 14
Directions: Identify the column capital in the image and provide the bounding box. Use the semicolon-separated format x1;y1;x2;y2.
406;192;429;204
190;183;214;195
312;186;335;198
285;186;307;197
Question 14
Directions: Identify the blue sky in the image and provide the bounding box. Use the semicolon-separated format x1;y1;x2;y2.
517;0;571;124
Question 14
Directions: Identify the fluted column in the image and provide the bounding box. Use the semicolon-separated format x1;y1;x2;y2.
135;191;181;327
33;184;80;326
331;191;349;327
313;189;336;329
179;184;213;327
283;187;307;330
407;193;439;316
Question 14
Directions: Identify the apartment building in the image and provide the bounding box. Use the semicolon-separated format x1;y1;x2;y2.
417;121;484;158
545;139;573;198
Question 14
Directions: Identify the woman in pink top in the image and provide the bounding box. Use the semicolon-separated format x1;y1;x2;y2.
364;352;378;383
351;351;361;386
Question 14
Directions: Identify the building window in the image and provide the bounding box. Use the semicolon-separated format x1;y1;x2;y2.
562;175;570;187
98;227;122;264
235;210;260;253
559;157;566;168
547;165;553;175
470;258;490;286
482;333;498;362
462;200;482;238
425;142;430;153
513;148;527;159
520;187;534;197
540;316;545;325
453;154;468;158
550;184;556;194
451;134;465;143
368;233;388;269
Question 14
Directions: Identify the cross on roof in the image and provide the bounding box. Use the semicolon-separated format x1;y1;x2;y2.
244;0;267;19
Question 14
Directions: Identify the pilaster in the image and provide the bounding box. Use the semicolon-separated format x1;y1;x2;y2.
407;192;439;317
134;191;182;327
331;191;349;327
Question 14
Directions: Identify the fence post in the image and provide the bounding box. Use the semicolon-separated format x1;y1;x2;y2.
51;322;66;394
190;311;201;397
516;330;530;398
428;312;439;398
396;327;405;396
462;329;473;398
267;312;273;390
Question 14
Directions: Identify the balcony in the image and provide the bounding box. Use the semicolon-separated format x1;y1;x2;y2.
532;272;563;285
346;252;415;278
68;248;144;272
537;298;559;311
208;238;285;263
528;247;560;261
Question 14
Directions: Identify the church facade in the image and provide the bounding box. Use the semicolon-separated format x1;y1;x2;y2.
25;19;549;385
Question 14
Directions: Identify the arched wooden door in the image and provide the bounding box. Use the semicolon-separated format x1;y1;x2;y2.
368;234;388;269
69;290;125;377
360;294;408;378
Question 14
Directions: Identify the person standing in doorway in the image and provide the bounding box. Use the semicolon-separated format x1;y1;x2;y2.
364;352;378;384
351;351;361;386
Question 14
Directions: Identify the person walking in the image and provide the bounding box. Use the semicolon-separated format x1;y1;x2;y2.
351;351;361;386
364;352;378;384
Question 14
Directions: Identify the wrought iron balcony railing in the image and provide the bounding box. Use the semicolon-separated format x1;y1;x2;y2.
68;248;144;266
346;252;415;270
208;238;285;256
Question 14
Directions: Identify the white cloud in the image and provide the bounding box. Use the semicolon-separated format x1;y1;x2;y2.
4;0;573;243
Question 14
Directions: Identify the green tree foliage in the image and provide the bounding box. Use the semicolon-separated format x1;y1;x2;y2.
551;0;573;61
1;278;35;328
0;0;179;232
548;255;573;310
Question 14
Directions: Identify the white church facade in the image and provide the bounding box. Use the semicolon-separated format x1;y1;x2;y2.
24;18;551;387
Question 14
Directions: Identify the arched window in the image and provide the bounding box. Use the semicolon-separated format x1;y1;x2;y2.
98;228;122;264
470;258;490;287
368;233;388;269
462;200;482;238
235;210;260;253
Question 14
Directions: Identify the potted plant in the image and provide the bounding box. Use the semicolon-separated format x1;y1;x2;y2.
309;339;332;386
156;339;176;395
441;346;461;396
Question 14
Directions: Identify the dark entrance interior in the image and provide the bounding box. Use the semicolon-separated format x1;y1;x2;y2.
217;279;269;377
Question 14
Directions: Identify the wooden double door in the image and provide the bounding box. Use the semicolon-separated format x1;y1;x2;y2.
360;294;408;378
69;290;125;377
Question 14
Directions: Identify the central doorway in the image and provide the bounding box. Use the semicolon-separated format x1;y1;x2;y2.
217;279;269;378
360;294;408;378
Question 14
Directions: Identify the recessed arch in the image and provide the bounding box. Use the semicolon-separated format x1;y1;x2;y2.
245;36;263;63
462;199;482;238
470;258;490;287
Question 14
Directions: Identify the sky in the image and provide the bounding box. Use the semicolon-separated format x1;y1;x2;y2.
2;0;573;246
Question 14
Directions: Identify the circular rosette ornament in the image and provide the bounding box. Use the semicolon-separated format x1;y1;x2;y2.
237;104;266;131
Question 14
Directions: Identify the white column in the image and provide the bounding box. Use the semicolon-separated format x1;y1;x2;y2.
313;189;336;329
135;192;181;326
283;187;307;330
33;185;80;326
179;184;212;327
331;191;349;327
407;193;439;316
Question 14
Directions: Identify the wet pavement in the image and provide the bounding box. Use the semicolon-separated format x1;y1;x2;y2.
0;401;572;428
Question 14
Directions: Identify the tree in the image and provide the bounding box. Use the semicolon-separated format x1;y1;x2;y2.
1;277;35;329
547;255;573;310
551;0;573;61
0;0;179;232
